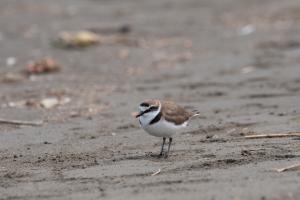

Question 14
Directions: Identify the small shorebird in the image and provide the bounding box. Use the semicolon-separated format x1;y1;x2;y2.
134;99;198;158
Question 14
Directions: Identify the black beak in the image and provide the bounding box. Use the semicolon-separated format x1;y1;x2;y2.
135;110;146;118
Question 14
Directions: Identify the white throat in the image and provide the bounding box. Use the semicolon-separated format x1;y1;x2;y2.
138;103;161;127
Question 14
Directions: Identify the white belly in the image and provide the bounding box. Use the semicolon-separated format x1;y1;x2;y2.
142;118;188;138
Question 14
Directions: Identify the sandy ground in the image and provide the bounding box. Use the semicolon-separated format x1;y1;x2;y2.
0;0;300;199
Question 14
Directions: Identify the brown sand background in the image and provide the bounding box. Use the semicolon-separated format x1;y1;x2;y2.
0;0;300;199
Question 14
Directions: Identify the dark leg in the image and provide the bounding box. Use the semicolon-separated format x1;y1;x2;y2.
159;137;166;156
165;138;173;158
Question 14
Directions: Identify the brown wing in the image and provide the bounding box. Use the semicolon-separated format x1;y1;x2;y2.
161;101;194;125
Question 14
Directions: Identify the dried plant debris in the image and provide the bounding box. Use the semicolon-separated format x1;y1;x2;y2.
275;163;300;172
88;24;131;35
245;132;300;139
0;118;43;126
53;30;191;49
26;57;61;75
151;168;161;176
0;73;25;83
53;31;100;48
5;97;71;109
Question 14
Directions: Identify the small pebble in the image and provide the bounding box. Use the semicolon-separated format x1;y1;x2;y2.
6;57;17;67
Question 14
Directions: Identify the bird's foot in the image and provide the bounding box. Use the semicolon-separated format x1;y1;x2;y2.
157;152;169;159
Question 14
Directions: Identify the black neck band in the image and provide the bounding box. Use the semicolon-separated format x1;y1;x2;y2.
149;111;162;125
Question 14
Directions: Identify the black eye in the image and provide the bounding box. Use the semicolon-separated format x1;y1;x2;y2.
140;102;149;107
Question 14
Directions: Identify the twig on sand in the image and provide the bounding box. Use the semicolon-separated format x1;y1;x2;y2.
275;163;300;172
0;118;43;126
245;132;300;139
151;168;161;176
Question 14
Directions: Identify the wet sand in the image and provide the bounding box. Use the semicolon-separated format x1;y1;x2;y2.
0;0;300;199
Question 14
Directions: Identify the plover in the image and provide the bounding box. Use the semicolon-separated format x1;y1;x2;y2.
134;99;198;158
